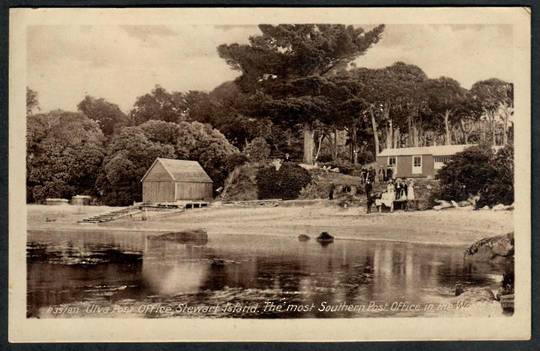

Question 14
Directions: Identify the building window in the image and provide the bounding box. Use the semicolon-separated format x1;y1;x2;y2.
412;155;422;174
434;156;451;170
388;157;396;166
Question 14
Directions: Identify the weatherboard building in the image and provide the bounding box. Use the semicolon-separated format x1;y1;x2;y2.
376;144;473;179
141;158;213;203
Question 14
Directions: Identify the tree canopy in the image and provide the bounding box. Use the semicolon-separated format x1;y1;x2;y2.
26;87;40;115
130;85;187;124
27;110;106;202
97;120;238;205
218;24;385;164
77;96;128;136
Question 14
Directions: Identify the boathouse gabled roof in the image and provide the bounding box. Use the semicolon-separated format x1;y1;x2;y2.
378;144;475;157
141;158;213;183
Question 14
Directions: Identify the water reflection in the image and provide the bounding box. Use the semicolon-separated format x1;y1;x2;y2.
27;230;504;318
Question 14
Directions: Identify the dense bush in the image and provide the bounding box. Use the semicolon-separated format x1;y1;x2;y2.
476;145;514;208
224;153;249;174
435;144;513;208
244;137;271;162
256;162;312;200
96;126;176;205
27;111;106;203
97;120;238;205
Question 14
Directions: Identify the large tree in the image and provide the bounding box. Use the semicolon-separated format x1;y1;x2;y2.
217;24;385;164
339;62;428;156
184;88;259;148
130;85;187;125
451;91;483;144
27;111;106;202
423;77;467;145
470;78;514;145
77;95;129;136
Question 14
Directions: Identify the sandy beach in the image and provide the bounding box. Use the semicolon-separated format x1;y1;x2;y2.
27;203;513;246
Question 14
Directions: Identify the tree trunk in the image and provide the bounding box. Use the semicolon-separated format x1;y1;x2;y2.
418;112;424;146
503;107;509;145
444;110;451;145
386;119;393;149
303;123;315;164
460;120;469;144
408;113;418;147
332;128;338;161
369;107;380;156
481;117;486;143
491;112;496;146
351;122;358;164
413;107;420;147
314;133;324;162
393;127;400;148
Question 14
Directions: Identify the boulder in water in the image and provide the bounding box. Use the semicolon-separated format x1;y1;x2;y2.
316;231;334;244
150;229;208;245
454;287;496;305
298;234;310;242
464;232;514;261
211;258;226;267
454;283;464;296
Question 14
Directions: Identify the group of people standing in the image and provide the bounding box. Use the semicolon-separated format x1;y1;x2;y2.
327;165;416;214
364;177;416;213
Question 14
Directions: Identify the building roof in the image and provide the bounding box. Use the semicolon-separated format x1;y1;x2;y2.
378;144;475;157
141;158;213;183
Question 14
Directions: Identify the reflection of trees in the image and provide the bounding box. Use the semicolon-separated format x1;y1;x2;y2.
28;231;497;318
27;230;148;317
142;239;210;295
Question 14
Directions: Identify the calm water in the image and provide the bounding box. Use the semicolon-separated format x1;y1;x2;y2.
27;230;504;318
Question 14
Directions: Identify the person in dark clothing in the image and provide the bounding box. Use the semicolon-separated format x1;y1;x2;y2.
360;169;367;184
368;167;375;183
329;183;335;200
386;167;393;181
403;181;408;198
364;178;373;213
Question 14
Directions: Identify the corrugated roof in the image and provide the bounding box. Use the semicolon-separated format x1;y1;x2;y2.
141;158;213;183
378;144;475;157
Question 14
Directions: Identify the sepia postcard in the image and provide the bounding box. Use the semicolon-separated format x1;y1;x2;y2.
8;7;531;342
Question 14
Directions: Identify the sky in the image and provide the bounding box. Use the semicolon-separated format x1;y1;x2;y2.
27;24;513;113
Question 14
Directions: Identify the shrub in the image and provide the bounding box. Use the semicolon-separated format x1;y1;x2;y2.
476;145;514;208
224;153;249;174
435;144;513;208
244;137;271;162
256;162;312;200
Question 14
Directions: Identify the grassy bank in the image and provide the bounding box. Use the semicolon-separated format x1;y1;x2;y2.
27;203;513;246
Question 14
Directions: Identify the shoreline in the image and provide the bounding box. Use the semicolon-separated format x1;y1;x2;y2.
27;204;513;247
27;227;472;248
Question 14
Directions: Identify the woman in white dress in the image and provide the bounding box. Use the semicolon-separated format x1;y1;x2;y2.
407;179;415;210
379;180;396;212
